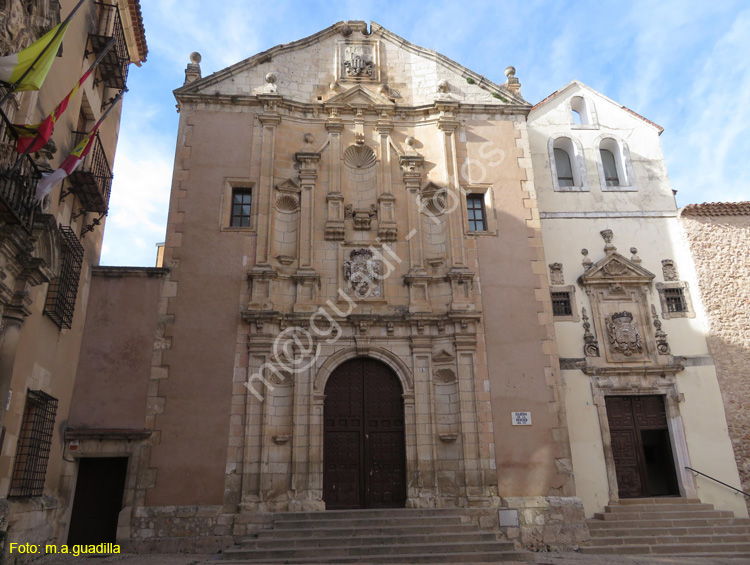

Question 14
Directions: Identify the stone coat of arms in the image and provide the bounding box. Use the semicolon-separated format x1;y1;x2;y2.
606;311;643;356
344;248;382;298
342;45;375;79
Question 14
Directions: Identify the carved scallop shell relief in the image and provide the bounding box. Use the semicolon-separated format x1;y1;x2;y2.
343;145;376;169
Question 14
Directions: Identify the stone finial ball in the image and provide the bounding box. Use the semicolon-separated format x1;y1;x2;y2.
190;52;202;64
630;247;638;255
303;133;314;145
405;136;415;147
265;72;276;84
504;66;516;78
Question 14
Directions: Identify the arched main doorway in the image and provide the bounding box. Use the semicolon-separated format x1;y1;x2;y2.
323;357;406;509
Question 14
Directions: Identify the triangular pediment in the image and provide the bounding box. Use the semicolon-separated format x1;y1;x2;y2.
582;252;655;284
275;178;301;193
432;348;455;363
324;85;394;109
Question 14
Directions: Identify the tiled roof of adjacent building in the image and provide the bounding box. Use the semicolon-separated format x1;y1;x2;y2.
128;0;148;62
681;201;750;216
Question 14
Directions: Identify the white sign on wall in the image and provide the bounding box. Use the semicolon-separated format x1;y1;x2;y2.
511;411;532;426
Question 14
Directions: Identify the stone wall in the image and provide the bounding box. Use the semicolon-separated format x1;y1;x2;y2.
680;206;750;511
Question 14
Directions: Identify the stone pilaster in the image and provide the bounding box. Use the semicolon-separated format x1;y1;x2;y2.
324;119;345;241
293;152;321;313
376;117;397;242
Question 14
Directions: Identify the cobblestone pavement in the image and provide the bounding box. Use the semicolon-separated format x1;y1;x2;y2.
35;552;750;565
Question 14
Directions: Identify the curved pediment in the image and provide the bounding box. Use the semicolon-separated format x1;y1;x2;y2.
174;21;528;109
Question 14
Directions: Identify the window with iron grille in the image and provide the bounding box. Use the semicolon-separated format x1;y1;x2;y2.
466;194;487;232
230;188;252;227
9;390;58;498
551;291;573;316
44;225;84;329
664;287;687;313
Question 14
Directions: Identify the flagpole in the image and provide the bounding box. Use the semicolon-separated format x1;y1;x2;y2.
0;0;86;107
13;36;116;163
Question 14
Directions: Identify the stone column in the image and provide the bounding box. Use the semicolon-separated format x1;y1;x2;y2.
293;152;321;313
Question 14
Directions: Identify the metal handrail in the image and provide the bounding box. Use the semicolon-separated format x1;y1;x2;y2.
685;466;750;498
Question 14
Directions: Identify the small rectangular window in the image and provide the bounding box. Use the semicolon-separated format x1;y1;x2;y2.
44;225;84;329
466;194;487;232
230;188;252;228
9;390;58;498
551;291;573;316
664;288;687;313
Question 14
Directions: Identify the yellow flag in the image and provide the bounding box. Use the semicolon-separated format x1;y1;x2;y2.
0;21;69;91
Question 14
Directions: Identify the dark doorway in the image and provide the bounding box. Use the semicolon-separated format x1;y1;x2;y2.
67;457;128;545
323;358;406;509
606;395;679;498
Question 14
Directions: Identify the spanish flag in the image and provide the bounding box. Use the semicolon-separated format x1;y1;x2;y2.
35;122;100;201
0;21;69;92
14;67;94;154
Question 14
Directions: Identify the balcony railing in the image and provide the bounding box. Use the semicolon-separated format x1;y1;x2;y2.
65;130;112;214
86;2;130;90
0;109;42;229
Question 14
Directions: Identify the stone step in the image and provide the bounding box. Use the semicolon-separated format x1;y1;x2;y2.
589;524;750;538
616;497;702;505
588;516;750;529
251;522;482;540
588;533;750;546
603;503;715;513
271;507;470;521
238;530;499;549
222;540;519;561
581;542;750;555
222;549;531;563
273;515;465;529
593;509;734;521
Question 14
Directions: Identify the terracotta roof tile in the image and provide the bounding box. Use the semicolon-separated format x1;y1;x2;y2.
681;201;750;216
128;0;147;63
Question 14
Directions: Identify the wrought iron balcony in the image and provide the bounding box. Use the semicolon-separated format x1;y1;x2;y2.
86;2;130;90
65;130;112;214
0;115;41;229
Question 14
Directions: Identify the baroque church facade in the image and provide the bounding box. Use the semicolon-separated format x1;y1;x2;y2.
61;20;747;554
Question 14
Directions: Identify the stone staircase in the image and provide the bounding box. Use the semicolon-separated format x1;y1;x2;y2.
583;497;750;558
222;508;531;563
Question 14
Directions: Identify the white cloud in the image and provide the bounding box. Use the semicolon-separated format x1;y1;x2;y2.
100;1;750;266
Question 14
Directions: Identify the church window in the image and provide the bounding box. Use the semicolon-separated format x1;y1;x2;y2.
554;148;574;187
551;291;573;316
9;390;58;498
466;194;487;231
600;148;619;186
44;225;84;329
230;188;253;227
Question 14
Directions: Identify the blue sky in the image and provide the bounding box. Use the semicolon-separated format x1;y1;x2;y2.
101;0;750;266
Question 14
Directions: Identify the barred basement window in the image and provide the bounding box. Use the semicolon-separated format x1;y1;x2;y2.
230;188;252;227
551;291;573;316
664;287;687;313
44;225;84;329
9;390;58;498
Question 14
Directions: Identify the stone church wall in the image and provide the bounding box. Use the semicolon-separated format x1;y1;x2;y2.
680;206;750;512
